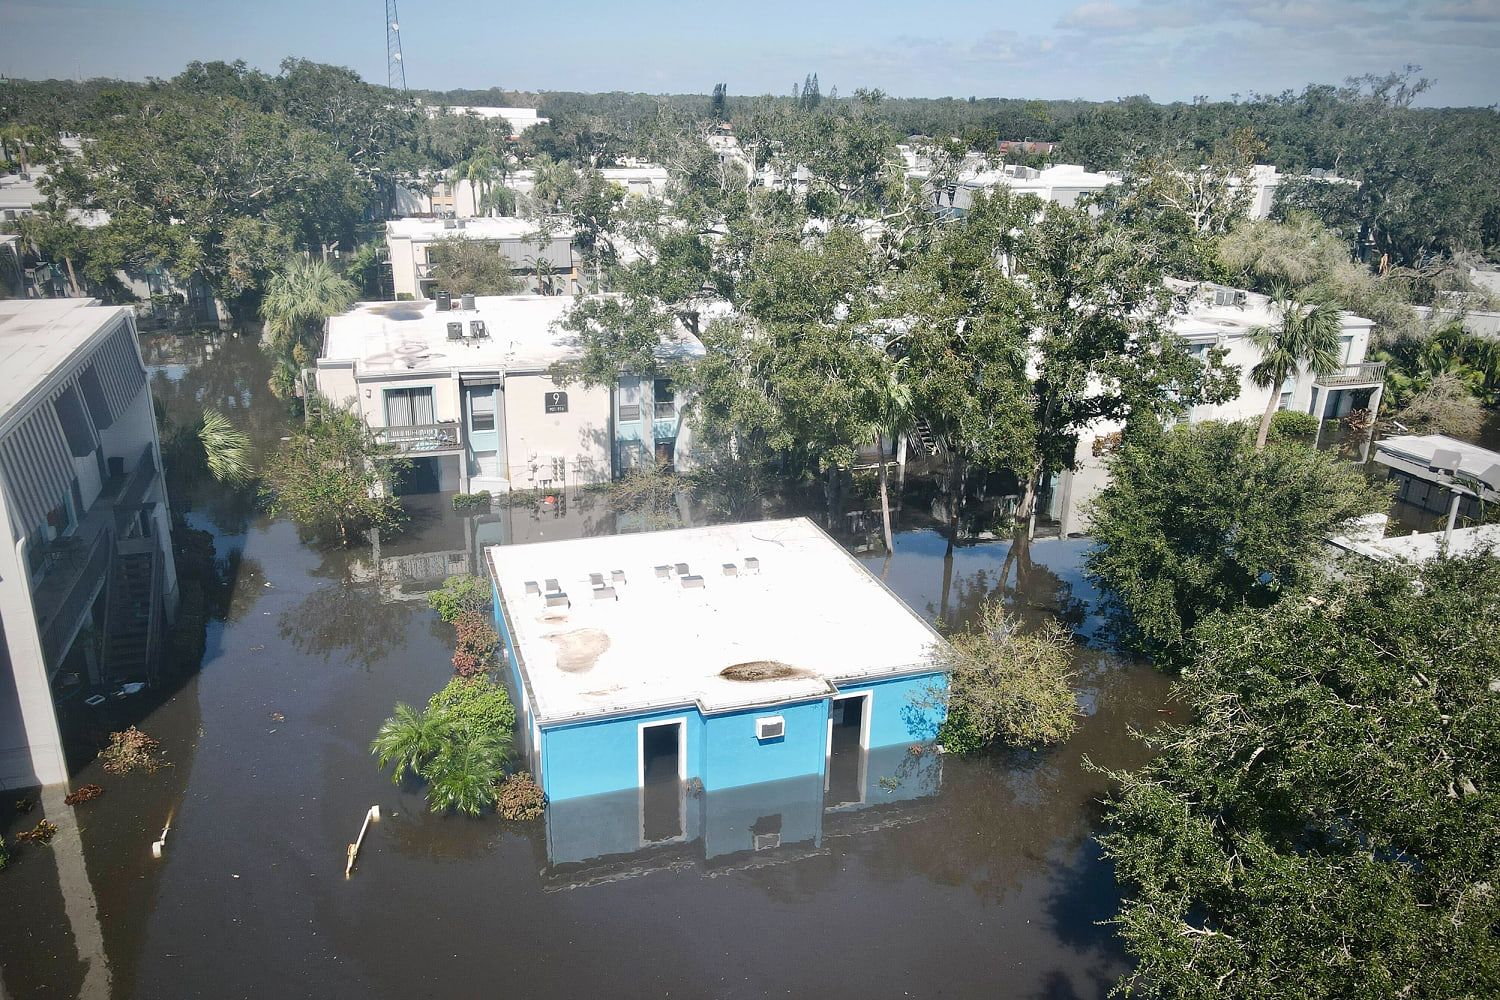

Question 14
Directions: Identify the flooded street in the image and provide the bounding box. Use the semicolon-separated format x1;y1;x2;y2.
0;334;1173;1000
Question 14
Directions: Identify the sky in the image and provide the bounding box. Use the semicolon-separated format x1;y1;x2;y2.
2;0;1498;106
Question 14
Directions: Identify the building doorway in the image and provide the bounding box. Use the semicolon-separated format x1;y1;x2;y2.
825;694;868;808
639;720;685;843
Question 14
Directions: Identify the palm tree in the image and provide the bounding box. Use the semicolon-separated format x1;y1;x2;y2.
197;409;253;485
425;728;511;816
370;704;453;786
260;256;358;361
1249;285;1344;451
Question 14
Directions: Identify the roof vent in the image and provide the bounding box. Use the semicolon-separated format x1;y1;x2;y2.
755;716;785;740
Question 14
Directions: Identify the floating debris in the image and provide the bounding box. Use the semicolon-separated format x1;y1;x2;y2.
64;784;105;805
99;726;170;774
16;819;57;844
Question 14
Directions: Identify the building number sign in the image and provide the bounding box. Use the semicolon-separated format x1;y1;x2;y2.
545;391;568;414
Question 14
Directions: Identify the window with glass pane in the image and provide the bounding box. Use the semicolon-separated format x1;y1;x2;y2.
618;377;642;422
385;387;435;426
654;378;675;419
470;387;495;431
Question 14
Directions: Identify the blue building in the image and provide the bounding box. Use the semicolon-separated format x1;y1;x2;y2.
486;517;948;844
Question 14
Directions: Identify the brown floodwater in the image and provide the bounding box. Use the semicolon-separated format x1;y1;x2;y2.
0;334;1174;1000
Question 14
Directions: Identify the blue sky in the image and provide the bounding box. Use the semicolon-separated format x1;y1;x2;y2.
2;0;1497;105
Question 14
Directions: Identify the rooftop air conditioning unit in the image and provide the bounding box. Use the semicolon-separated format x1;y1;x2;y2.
470;320;487;338
447;321;463;341
1234;291;1248;306
443;218;457;229
755;716;785;741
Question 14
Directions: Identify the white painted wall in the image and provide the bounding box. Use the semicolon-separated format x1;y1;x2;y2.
502;373;612;487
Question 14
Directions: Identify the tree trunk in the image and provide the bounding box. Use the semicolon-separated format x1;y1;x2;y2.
877;432;894;555
896;434;908;494
1254;381;1280;452
64;257;81;297
939;548;954;627
944;453;963;558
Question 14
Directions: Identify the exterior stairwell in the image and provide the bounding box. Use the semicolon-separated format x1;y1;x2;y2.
911;419;940;456
103;546;159;685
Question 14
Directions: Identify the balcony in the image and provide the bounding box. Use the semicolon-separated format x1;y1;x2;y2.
96;444;157;509
34;519;112;675
376;421;463;453
1315;362;1387;388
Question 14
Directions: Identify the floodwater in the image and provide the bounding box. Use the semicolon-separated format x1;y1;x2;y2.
0;333;1173;1000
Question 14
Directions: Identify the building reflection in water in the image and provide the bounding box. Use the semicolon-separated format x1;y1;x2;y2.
542;741;942;890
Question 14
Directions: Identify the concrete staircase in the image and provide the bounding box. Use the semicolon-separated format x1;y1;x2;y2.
103;548;158;684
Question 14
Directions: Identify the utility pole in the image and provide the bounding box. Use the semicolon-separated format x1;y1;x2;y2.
386;0;407;92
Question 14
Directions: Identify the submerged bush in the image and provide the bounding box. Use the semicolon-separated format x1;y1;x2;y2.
452;611;500;676
1266;409;1319;444
427;677;516;736
428;574;491;624
934;605;1079;751
373;678;517;816
495;771;547;821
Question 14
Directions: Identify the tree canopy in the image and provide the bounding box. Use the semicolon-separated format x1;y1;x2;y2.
1097;553;1500;999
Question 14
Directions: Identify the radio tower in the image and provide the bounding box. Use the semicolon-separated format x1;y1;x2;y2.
385;0;407;91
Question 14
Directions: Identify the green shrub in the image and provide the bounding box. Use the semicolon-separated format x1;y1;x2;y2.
0;834;9;871
452;491;492;511
426;677;515;737
427;574;490;623
934;607;1078;751
495;771;547;820
1266;409;1319;444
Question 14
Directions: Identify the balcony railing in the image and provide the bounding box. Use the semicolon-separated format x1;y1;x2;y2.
1315;362;1387;388
375;422;462;452
35;520;112;673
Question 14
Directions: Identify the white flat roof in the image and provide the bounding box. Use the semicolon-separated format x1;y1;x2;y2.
1165;280;1373;341
321;295;704;376
487;517;945;725
385;216;574;244
1330;523;1500;563
1375;433;1500;482
0;298;126;422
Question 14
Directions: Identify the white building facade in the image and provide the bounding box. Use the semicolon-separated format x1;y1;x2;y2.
0;299;179;789
385;217;579;301
1052;282;1383;536
315;295;704;496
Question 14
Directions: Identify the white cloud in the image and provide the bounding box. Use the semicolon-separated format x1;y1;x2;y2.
1431;0;1500;19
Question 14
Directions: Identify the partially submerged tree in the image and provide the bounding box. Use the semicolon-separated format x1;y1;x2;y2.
260;256;357;398
1097;553;1500;999
260;405;408;544
930;604;1078;752
1085;420;1388;661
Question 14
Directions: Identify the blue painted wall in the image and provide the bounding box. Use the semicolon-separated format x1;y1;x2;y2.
541;707;705;801
701;699;830;792
837;673;947;747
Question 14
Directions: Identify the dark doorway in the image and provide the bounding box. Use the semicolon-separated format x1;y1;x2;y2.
392;456;441;495
654;439;675;471
825;695;867;808
641;722;683;843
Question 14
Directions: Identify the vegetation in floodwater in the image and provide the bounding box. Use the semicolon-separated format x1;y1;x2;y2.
923;605;1079;753
260;405;409;545
427;574;492;624
98;727;170;774
15;819;57;845
63;784;104;805
451;611;500;678
1095;553;1500;999
372;678;518;817
494;772;547;821
1085;420;1389;664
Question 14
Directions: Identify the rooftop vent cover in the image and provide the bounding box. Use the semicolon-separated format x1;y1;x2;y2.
755;716;785;741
